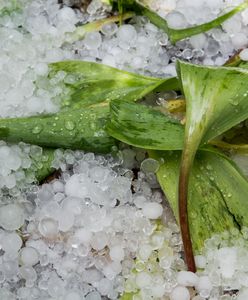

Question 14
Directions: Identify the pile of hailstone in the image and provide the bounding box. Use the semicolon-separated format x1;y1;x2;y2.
1;0;248;299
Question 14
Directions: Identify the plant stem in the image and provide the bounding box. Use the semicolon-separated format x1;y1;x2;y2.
178;145;196;272
68;12;134;42
209;140;248;152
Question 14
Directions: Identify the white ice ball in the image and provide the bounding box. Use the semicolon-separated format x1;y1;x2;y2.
2;232;22;254
0;204;25;230
194;255;206;269
142;202;163;219
63;290;82;300
240;48;248;61
109;245;125;262
196;276;212;294
117;25;137;43
136;272;152;288
38;217;59;239
19;247;39;266
177;271;199;287
170;286;190;300
74;228;92;244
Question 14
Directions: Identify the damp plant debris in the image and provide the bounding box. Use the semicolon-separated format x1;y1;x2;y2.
1;0;248;299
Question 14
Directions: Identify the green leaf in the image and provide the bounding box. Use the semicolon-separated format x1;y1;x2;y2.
178;61;248;147
49;61;172;110
176;60;248;271
150;150;248;252
120;1;248;44
0;61;177;164
107;100;184;150
0;103;115;153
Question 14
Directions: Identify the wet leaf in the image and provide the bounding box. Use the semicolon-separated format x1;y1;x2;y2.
178;61;248;147
49;60;173;109
0;103;115;153
107;100;184;150
0;61;177;152
150;150;248;252
177;61;248;271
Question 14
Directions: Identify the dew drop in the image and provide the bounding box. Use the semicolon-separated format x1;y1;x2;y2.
65;120;75;131
32;125;43;134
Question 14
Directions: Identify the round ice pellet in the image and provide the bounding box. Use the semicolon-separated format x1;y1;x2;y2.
19;247;39;266
0;204;25;230
196;276;212;294
151;284;165;298
74;228;92;244
170;286;190;300
52;180;64;193
117;25;137;43
84;32;102;50
177;271;199;287
91;232;108;250
194;255;206;269
19;266;37;282
240;48;248;61
34;63;49;76
142;202;163;219
65;174;89;198
101;22;118;36
85;291;101;300
2;232;22;254
63;290;82;300
138;244;153;261
166;11;187;29
109;245;125;262
58;210;74;232
136;271;152;288
38;217;59;239
231;33;248;50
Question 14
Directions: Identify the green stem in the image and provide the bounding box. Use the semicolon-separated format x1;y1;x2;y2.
169;2;248;44
132;1;248;44
210;140;248;153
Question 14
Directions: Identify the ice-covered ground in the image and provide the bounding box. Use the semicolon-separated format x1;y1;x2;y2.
1;0;248;299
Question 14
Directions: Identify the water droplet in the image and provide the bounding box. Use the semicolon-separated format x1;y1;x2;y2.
65;120;75;131
32;125;43;134
227;193;232;198
206;164;213;171
230;98;239;106
90;123;96;130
